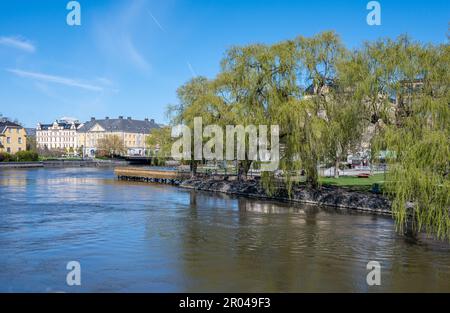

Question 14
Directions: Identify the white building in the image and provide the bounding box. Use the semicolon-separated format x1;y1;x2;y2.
36;118;82;153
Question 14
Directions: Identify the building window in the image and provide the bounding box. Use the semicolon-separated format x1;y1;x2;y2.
18;137;22;144
7;137;11;144
7;147;11;153
18;147;22;152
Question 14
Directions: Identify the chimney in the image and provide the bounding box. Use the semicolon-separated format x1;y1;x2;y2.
91;117;95;121
119;116;123;119
127;117;132;120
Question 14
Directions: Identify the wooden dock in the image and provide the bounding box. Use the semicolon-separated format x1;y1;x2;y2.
114;167;190;185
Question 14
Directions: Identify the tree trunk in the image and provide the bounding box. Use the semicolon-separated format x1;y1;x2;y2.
190;161;197;178
307;171;319;189
237;160;252;181
237;161;246;181
306;163;320;189
334;158;340;179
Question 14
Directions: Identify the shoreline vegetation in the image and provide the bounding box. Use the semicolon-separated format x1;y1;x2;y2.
153;30;449;240
114;166;391;214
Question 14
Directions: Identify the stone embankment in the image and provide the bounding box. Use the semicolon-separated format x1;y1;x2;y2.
180;178;392;214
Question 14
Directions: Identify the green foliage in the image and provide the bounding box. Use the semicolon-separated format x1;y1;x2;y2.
372;40;450;240
26;136;37;152
168;31;450;240
146;127;173;163
0;151;39;162
14;150;39;162
0;152;13;162
167;76;223;176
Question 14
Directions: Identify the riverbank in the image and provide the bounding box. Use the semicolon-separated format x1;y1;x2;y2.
180;178;392;215
0;159;129;169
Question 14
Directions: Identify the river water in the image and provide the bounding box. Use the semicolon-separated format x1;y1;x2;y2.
0;168;449;292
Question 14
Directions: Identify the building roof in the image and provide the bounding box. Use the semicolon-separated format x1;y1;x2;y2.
25;128;36;136
77;117;159;134
0;121;23;134
37;121;81;131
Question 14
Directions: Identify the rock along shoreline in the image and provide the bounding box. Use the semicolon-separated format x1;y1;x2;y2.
180;178;392;215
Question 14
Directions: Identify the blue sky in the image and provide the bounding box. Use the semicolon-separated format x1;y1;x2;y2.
0;0;448;127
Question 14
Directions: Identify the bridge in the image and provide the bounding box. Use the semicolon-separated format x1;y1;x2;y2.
124;156;160;165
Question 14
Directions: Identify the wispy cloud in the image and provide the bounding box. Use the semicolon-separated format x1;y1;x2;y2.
95;77;120;93
123;37;151;72
93;0;152;73
0;36;36;53
7;69;104;92
148;10;165;32
187;62;197;77
95;77;114;86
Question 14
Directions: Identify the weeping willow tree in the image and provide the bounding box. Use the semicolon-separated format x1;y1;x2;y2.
372;38;450;240
167;76;227;176
214;40;303;181
275;97;325;191
167;31;450;240
274;31;370;187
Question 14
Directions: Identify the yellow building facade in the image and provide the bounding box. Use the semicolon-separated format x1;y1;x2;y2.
0;121;27;154
77;117;158;157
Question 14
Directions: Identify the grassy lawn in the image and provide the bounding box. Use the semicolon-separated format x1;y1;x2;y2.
320;173;386;192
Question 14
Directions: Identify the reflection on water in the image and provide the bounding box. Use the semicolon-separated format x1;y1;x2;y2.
0;168;449;292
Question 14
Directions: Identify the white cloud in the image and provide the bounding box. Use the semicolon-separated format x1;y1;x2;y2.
0;36;36;53
7;69;104;92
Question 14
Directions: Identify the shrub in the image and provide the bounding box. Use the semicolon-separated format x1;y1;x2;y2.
36;147;65;159
15;150;39;162
0;152;13;162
